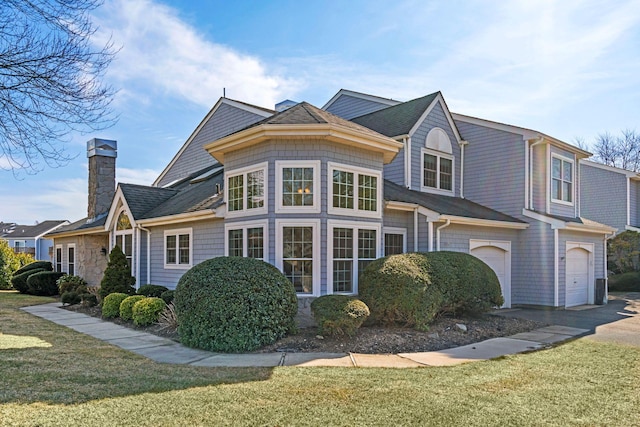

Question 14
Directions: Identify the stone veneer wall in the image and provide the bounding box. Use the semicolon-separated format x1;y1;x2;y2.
77;235;109;287
88;155;115;219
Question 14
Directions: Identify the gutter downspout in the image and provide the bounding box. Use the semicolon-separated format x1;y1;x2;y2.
528;137;544;210
428;220;434;252
414;208;419;252
135;227;141;289
627;177;631;226
139;225;152;286
406;137;412;189
436;219;451;252
459;140;468;198
604;230;616;304
554;227;559;307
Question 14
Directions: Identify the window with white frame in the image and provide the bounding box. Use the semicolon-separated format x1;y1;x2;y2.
328;221;380;294
55;245;62;273
328;162;382;217
164;228;192;269
114;210;133;270
275;160;321;213
276;219;320;295
384;228;407;256
67;244;76;276
225;220;267;260
551;155;573;204
226;162;267;216
421;127;454;193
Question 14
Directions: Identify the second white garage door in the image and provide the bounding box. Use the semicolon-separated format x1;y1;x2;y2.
470;240;511;308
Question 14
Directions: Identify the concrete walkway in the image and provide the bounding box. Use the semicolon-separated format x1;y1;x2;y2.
21;302;588;368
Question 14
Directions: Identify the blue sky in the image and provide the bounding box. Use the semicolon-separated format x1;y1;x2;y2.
1;0;639;224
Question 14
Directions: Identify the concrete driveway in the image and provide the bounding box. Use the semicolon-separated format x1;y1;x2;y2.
497;292;640;347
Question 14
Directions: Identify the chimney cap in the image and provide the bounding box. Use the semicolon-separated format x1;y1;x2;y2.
87;138;117;158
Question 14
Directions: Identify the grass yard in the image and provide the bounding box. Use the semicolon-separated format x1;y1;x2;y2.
1;291;640;426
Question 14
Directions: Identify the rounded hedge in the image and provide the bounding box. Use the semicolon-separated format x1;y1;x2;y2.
119;295;147;321
26;271;66;296
57;275;88;295
61;291;81;305
160;290;174;304
102;292;129;318
10;268;47;294
137;284;169;298
359;251;503;331
14;261;53;276
310;295;370;337
175;257;298;352
132;297;166;326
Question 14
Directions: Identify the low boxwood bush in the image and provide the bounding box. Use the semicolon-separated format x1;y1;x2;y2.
11;268;47;294
61;291;81;305
120;295;146;321
26;271;66;296
175;257;298;352
14;261;53;276
311;295;370;337
57;274;88;295
132;297;166;326
137;284;169;298
102;292;129;318
80;293;98;307
608;272;640;292
359;252;503;331
160;290;174;304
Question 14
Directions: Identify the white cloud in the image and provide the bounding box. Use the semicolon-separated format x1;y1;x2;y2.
116;167;160;186
92;0;302;109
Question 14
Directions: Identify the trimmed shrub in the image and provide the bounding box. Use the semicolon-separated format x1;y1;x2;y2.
132;297;166;326
0;239;20;289
311;295;370;337
57;274;88;295
80;293;98;307
99;246;136;298
175;257;298;353
26;271;65;296
14;260;53;276
608;272;640;292
137;284;169;298
119;295;146;321
160;290;174;304
359;252;503;331
11;268;47;294
102;292;129;318
61;291;81;305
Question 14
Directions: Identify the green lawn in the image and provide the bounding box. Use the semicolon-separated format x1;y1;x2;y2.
1;290;639;426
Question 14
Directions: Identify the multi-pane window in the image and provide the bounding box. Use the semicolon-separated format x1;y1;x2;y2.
55;246;62;272
329;163;381;216
552;156;573;203
68;245;75;276
227;163;267;215
164;229;191;268
329;222;380;294
423;152;452;191
282;226;314;294
115;234;133;269
226;225;265;260
384;233;405;256
282;167;314;206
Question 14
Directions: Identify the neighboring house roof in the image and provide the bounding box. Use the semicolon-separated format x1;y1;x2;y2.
452;112;592;158
206;102;403;164
4;220;69;239
350;92;439;137
322;88;401;110
581;159;640;180
384;180;527;226
523;210;616;234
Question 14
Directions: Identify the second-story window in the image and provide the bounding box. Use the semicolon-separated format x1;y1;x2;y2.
423;152;452;191
226;162;267;216
328;162;381;218
552;156;573;204
275;160;321;213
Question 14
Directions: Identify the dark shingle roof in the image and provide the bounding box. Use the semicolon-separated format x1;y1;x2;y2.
4;220;68;238
48;215;107;235
351;92;440;137
384;180;525;223
119;184;178;218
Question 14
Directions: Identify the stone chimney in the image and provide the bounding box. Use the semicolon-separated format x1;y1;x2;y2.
87;138;117;220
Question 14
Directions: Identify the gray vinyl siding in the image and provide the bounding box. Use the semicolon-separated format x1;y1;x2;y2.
531;144;547;213
410;102;461;197
384;145;405;185
438;224;519;253
157;103;267;187
147;219;224;289
456;121;525;217
324;94;393;120
513;220;556;306
580;163;627;231
635;181;640;227
138;231;148;286
549;146;577;218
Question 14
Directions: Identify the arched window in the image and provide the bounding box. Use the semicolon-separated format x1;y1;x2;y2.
114;210;133;270
421;128;454;193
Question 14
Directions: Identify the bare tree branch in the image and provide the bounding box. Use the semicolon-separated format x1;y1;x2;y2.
0;0;118;174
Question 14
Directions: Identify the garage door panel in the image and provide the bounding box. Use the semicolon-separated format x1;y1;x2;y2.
566;248;589;307
470;244;510;308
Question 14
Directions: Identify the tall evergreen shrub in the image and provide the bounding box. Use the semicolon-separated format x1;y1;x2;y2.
99;245;135;298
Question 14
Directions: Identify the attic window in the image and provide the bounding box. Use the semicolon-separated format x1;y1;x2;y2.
421;127;454;194
116;212;132;230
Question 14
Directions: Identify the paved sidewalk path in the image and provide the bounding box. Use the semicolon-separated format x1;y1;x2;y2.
21;303;588;368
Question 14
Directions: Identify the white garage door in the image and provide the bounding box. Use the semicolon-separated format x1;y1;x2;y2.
566;248;590;307
470;244;510;308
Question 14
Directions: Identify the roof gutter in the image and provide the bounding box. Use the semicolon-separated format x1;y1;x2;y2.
136;210;218;227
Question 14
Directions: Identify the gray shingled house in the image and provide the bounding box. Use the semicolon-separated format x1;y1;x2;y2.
47;90;616;309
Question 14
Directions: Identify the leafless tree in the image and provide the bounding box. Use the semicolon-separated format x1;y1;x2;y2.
590;129;640;172
0;0;117;174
